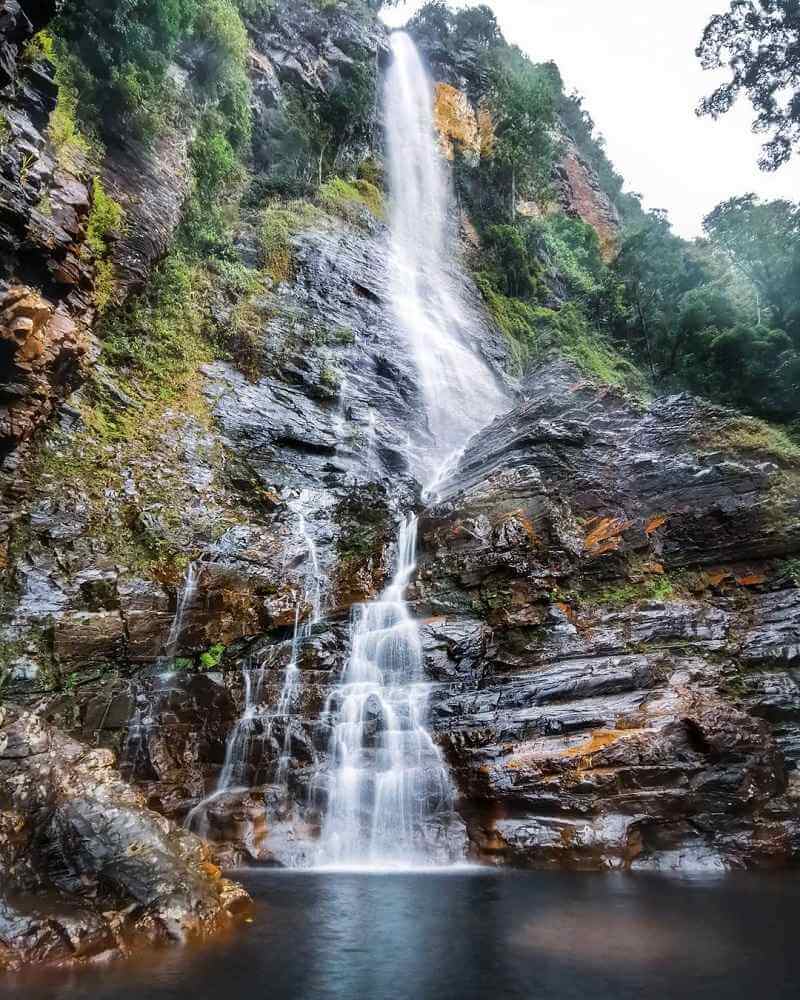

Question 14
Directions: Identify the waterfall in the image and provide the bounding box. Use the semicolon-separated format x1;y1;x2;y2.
315;516;455;866
164;560;201;661
384;31;507;479
186;496;325;838
313;33;507;867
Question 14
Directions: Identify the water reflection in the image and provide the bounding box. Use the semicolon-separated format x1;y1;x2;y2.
3;871;797;1000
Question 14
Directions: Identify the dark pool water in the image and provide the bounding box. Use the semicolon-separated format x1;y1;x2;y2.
4;868;800;1000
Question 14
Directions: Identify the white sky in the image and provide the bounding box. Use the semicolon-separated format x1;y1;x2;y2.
381;0;800;237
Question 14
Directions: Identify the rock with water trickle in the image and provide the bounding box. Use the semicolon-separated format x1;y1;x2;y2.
0;704;250;972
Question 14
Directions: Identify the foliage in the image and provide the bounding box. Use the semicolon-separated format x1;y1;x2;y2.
485;46;558;216
408;3;500;49
86;177;125;257
200;643;226;670
318;59;379;155
697;1;800;170
319;177;384;223
85;178;126;311
605;197;800;422
52;0;253;147
260;200;322;282
784;558;800;585
698;413;800;466
477;275;643;390
703;194;800;336
97;250;212;420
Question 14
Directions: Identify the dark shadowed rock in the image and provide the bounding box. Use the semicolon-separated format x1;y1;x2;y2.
0;704;250;972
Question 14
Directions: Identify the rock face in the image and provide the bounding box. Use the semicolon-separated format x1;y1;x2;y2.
412;361;800;870
0;703;249;972
0;0;191;459
246;0;389;179
554;140;621;261
116;361;800;874
0;285;89;458
411;26;621;256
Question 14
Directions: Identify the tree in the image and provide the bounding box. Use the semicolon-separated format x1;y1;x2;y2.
453;6;500;48
486;47;557;218
611;210;707;378
697;1;800;170
703;195;800;336
407;1;452;45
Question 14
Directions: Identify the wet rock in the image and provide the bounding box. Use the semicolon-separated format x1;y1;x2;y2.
0;704;250;972
53;610;125;669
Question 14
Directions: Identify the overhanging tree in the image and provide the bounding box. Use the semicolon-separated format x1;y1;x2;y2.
697;0;800;170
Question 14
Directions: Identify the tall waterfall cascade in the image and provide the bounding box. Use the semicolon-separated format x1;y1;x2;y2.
312;32;508;867
184;32;508;868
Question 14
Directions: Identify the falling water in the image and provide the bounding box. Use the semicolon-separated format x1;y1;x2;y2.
316;516;455;865
164;560;201;661
313;32;508;867
186;498;325;837
385;31;507;473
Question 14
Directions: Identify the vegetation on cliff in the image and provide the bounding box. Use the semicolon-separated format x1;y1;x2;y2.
410;1;799;427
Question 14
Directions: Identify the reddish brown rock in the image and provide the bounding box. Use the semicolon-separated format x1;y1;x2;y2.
0;285;91;457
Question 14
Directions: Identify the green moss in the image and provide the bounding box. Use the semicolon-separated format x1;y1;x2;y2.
782;559;800;586
260;200;321;282
319;177;384;224
697;414;800;467
584;576;675;609
39;31;100;172
97;250;213;421
477;276;644;391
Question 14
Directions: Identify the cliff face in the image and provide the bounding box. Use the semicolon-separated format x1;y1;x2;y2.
418;362;800;869
0;3;799;970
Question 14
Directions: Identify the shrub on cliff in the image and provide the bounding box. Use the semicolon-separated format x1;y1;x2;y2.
53;0;253;147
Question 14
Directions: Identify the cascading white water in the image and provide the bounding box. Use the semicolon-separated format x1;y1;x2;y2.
165;560;201;661
316;515;454;866
385;31;507;476
186;494;325;837
314;33;508;867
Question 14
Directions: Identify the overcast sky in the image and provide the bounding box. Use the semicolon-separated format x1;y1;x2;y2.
381;0;800;238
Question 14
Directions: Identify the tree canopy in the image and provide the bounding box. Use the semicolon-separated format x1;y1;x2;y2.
697;0;800;170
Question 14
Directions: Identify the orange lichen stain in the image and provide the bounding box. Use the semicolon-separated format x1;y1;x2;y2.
562;728;645;761
511;509;538;545
556;602;578;624
707;568;732;587
434;83;479;160
584;516;631;555
645;514;668;536
736;573;767;587
642;561;665;576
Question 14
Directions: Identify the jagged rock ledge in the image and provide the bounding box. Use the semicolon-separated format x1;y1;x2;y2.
0;704;251;973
